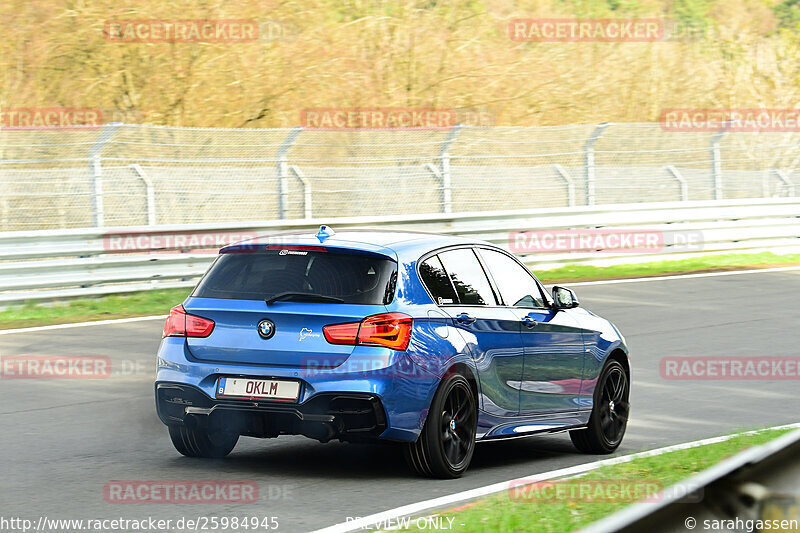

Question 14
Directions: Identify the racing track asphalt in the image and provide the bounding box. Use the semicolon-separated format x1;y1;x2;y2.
1;269;799;532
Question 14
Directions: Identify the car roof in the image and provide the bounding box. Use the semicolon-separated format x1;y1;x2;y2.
220;228;493;259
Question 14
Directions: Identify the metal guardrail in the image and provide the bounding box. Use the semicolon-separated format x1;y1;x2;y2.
580;428;800;533
1;197;798;305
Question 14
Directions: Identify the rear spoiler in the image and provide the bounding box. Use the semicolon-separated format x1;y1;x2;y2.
219;243;396;260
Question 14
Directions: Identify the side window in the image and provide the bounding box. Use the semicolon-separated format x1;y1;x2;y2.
479;249;546;308
419;255;458;305
437;248;497;306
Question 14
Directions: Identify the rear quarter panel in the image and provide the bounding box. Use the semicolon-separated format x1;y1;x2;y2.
568;307;628;408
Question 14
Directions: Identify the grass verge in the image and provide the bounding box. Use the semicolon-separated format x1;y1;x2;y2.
2;252;799;330
535;251;800;284
0;288;191;329
401;427;793;533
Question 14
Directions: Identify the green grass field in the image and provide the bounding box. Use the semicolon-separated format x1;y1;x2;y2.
2;251;798;330
0;288;191;329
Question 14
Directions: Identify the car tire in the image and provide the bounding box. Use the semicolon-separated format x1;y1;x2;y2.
168;425;239;458
405;372;477;478
570;359;630;454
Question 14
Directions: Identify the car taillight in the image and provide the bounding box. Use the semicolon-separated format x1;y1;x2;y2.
322;321;361;345
162;305;215;338
323;312;412;351
359;312;413;350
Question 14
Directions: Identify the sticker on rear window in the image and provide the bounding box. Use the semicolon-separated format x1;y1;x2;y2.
438;297;454;305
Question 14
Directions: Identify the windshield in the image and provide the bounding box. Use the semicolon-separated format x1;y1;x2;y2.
192;249;397;304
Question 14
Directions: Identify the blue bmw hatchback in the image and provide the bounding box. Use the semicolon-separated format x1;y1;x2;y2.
155;226;630;478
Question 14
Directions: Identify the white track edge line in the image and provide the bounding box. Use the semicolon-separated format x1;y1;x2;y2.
311;422;800;533
4;266;800;335
0;315;167;335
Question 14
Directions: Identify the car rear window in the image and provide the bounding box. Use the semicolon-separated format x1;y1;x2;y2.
192;249;398;304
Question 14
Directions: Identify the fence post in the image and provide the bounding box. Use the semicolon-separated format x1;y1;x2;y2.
711;121;730;200
88;122;122;227
437;124;463;214
129;164;156;225
585;123;609;206
276;127;303;219
772;169;796;197
552;164;576;207
288;165;312;219
664;165;689;201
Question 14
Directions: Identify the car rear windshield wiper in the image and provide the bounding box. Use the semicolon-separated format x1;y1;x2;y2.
265;292;345;305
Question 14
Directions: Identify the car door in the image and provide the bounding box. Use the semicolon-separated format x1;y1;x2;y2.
419;248;524;417
476;248;586;415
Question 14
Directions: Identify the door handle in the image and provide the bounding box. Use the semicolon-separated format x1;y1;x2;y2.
455;313;476;325
522;315;538;329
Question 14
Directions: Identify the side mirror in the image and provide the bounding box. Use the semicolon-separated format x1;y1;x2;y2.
552;286;580;309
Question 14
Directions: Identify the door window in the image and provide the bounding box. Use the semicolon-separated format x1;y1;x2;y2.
437;248;497;305
479;248;546;308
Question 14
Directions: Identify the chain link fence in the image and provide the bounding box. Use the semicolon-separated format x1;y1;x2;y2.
0;123;797;231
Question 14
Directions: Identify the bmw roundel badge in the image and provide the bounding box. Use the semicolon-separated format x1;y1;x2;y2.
257;319;276;339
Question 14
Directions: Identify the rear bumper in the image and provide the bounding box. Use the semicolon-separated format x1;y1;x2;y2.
156;383;387;442
155;337;440;442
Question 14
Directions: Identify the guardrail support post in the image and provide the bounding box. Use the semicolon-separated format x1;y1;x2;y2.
129;164;156;225
552;164;576;207
437;124;463;214
585;123;610;206
772;169;796;197
288;165;312;219
276;127;303;219
88;122;122;227
664;165;689;201
710;121;730;201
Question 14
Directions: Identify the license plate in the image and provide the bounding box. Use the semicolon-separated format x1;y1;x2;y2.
216;377;300;402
